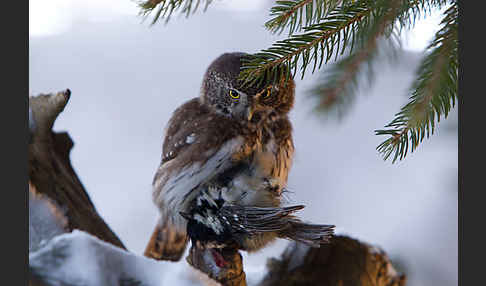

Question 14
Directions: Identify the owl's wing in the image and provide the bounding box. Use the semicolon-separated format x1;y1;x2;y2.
145;98;246;261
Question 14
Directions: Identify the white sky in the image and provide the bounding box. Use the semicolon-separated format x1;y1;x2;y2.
29;0;445;52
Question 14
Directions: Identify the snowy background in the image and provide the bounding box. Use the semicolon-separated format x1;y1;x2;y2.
29;1;457;285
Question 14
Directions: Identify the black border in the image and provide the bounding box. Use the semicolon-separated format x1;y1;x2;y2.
6;0;28;284
459;1;482;285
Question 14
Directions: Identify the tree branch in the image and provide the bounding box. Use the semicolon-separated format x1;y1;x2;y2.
28;89;125;250
260;237;406;286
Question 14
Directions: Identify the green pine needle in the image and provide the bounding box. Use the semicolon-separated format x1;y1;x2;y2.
307;0;409;119
240;0;412;87
138;0;213;25
239;1;375;88
375;2;457;163
308;45;379;119
265;0;348;35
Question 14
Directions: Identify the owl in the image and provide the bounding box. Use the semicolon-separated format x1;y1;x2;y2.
144;52;333;263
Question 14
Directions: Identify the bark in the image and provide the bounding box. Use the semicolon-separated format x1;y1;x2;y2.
28;90;125;250
259;237;406;286
28;90;406;286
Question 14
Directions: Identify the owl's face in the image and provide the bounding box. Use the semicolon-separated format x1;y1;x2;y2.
200;52;295;122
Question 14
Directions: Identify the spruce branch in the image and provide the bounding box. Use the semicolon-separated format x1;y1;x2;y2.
240;0;415;87
138;0;213;25
308;0;405;118
391;0;449;33
308;45;378;119
265;0;348;35
239;1;375;87
375;2;457;162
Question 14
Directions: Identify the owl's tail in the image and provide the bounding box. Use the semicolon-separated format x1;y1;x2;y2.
144;218;188;261
280;219;335;247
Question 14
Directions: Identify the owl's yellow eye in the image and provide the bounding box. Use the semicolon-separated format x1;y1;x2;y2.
264;89;271;98
229;90;240;99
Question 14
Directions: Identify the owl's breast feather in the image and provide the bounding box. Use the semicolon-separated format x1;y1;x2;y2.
222;136;293;208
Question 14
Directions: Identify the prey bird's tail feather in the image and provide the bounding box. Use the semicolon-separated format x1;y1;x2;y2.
143;218;188;261
220;204;334;246
280;220;335;247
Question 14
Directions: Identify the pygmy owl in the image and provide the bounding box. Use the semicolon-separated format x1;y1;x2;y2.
144;52;334;263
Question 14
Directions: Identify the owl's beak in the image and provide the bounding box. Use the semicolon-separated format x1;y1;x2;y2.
246;107;255;121
246;92;263;121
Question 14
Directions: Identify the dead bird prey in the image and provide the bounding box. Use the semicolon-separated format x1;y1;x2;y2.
180;187;335;267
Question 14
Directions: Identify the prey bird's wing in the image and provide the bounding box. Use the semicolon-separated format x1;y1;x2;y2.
220;205;305;233
219;204;335;247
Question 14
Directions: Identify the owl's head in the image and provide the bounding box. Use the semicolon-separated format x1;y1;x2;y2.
200;52;295;122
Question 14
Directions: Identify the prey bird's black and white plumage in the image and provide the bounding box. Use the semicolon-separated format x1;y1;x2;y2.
179;187;333;266
144;52;334;264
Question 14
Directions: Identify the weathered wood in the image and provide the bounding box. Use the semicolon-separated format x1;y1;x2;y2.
259;236;406;286
28;89;125;250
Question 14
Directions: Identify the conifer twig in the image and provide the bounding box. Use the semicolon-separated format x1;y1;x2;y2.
265;0;346;35
375;2;457;162
138;0;213;25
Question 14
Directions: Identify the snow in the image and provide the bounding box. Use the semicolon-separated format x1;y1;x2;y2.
29;230;198;286
29;191;198;285
29;190;67;252
29;226;276;286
